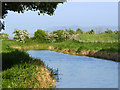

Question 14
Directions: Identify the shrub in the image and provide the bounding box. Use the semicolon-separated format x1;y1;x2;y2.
68;29;75;35
0;33;10;40
76;28;83;34
105;29;113;34
46;32;56;42
114;30;120;34
88;29;95;34
33;29;48;42
13;29;30;43
52;30;70;42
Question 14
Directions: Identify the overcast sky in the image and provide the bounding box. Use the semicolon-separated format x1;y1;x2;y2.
2;2;118;37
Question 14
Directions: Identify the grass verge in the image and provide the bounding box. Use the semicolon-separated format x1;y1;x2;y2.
2;45;56;88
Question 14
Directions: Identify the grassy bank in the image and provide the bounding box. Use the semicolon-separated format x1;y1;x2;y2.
2;41;56;88
3;39;119;52
2;39;120;61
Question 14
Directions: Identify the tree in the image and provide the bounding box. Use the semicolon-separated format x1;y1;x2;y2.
76;28;83;34
87;29;95;34
13;29;30;43
33;29;48;42
52;30;70;42
1;2;65;31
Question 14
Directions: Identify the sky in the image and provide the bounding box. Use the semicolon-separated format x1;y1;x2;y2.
1;2;118;37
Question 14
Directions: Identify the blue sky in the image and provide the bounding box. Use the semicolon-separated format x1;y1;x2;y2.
2;2;118;37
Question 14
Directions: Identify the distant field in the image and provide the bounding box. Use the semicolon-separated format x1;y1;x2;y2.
76;33;118;42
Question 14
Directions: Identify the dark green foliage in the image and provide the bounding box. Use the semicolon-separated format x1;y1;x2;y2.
2;50;33;70
114;30;120;34
2;2;64;18
76;28;83;34
2;49;45;88
87;29;95;34
105;29;113;34
77;46;84;53
68;28;75;35
33;29;47;42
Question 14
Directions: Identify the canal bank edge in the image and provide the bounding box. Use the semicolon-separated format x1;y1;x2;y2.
48;46;120;62
10;45;120;62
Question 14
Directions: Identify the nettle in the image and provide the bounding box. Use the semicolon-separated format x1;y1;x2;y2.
13;29;30;43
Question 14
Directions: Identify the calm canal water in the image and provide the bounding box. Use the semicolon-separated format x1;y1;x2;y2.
27;50;118;88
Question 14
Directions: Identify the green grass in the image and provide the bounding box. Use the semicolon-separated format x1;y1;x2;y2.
50;40;119;52
2;38;119;53
2;40;50;52
76;33;118;41
2;40;56;88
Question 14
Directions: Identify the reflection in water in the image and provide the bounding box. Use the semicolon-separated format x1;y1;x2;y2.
27;50;118;88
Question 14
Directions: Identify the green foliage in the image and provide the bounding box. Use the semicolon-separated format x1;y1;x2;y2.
67;28;75;35
87;29;95;34
2;2;63;19
105;29;113;34
33;29;48;42
0;33;10;40
13;29;30;43
76;28;83;34
52;30;70;42
2;50;45;88
77;46;84;53
114;30;120;34
2;50;33;70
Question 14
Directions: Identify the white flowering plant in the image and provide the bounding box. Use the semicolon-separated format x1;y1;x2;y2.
13;29;30;43
0;33;10;40
46;30;71;42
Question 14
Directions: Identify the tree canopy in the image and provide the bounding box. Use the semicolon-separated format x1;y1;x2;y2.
0;2;65;31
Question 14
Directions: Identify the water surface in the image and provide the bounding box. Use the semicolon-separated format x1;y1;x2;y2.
27;50;118;88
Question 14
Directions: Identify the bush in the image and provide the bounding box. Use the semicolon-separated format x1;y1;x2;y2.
52;30;70;42
88;29;95;34
105;29;113;34
0;33;10;40
13;29;30;43
67;29;75;35
114;30;120;34
33;29;48;42
46;32;56;42
76;28;83;34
